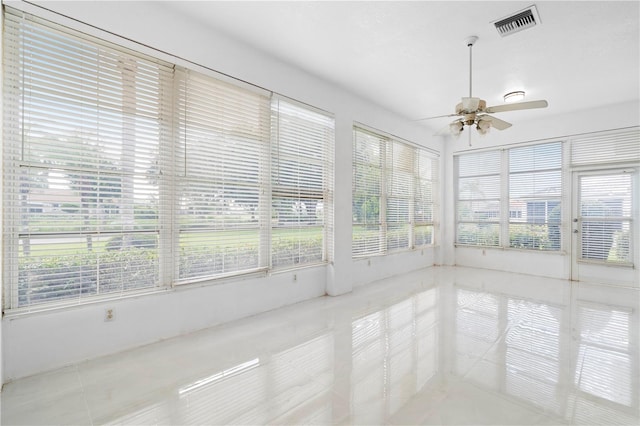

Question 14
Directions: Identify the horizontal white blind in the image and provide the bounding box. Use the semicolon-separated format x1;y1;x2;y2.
579;173;633;264
353;128;384;257
271;98;334;269
353;126;437;257
386;140;413;251
414;150;438;246
3;9;172;309
571;128;640;167
509;142;562;250
456;151;501;246
176;69;271;282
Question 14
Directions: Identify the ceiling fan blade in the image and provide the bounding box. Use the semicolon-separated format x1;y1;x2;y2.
485;100;548;114
414;113;459;122
480;114;512;130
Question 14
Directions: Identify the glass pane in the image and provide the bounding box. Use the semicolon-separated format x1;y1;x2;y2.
456;223;500;246
458;175;500;200
352;195;380;224
457;200;500;222
352;224;384;256
18;233;158;307
581;221;631;263
580;173;633;263
414;225;433;246
272;226;323;268
387;223;409;251
178;230;260;280
509;223;560;250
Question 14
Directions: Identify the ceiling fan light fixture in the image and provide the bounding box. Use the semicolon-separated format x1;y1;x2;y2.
450;121;463;136
504;91;525;103
477;119;491;135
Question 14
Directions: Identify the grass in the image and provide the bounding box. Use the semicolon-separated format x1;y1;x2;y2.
20;226;326;257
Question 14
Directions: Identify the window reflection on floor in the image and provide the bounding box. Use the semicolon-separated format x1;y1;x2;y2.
570;303;638;424
351;287;439;424
105;333;334;425
505;299;563;415
455;289;500;376
453;283;639;424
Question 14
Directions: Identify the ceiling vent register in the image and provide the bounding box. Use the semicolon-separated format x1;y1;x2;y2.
493;5;540;37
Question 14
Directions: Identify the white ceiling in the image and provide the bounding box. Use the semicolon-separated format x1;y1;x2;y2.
161;1;639;128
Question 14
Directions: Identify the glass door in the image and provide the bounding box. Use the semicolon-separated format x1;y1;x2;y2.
572;169;638;286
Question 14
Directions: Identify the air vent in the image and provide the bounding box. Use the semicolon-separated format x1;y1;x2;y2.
493;5;540;37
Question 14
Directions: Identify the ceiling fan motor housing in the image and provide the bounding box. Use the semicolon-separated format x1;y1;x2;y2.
456;97;486;114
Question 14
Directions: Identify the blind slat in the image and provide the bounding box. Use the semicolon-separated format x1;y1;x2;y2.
571;128;640;166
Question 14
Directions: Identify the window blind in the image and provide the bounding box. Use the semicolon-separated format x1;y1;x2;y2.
352;128;385;257
175;69;271;282
571;128;640;167
579;173;633;264
386;141;413;251
352;126;437;258
456;150;501;246
509;142;562;250
3;9;172;309
271;98;334;268
414;149;438;246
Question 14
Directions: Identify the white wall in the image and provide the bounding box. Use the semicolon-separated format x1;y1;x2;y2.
1;1;442;383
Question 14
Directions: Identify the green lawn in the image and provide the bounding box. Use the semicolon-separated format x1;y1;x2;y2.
21;226;325;257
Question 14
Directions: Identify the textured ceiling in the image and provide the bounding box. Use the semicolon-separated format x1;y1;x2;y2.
161;1;639;128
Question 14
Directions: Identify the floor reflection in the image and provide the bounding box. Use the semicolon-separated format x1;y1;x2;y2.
351;287;439;424
1;267;638;425
448;276;639;425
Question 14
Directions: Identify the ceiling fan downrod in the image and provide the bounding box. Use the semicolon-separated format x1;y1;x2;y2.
465;36;478;99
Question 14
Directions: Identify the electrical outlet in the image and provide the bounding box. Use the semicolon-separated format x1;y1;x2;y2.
104;308;115;322
293;274;297;282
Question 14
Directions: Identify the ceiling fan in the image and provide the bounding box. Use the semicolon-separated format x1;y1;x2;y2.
417;36;548;143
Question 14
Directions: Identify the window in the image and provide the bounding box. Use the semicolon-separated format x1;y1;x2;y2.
578;173;633;264
414;150;437;246
176;70;271;282
456;151;501;247
352;126;438;258
270;99;334;269
456;141;562;250
509;142;562;250
2;9;334;311
3;10;172;308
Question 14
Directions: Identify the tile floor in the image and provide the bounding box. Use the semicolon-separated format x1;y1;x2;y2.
1;266;639;425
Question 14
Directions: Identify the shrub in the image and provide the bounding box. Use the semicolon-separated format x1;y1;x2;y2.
18;249;158;307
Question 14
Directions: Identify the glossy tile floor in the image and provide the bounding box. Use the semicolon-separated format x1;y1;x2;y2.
2;266;639;425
